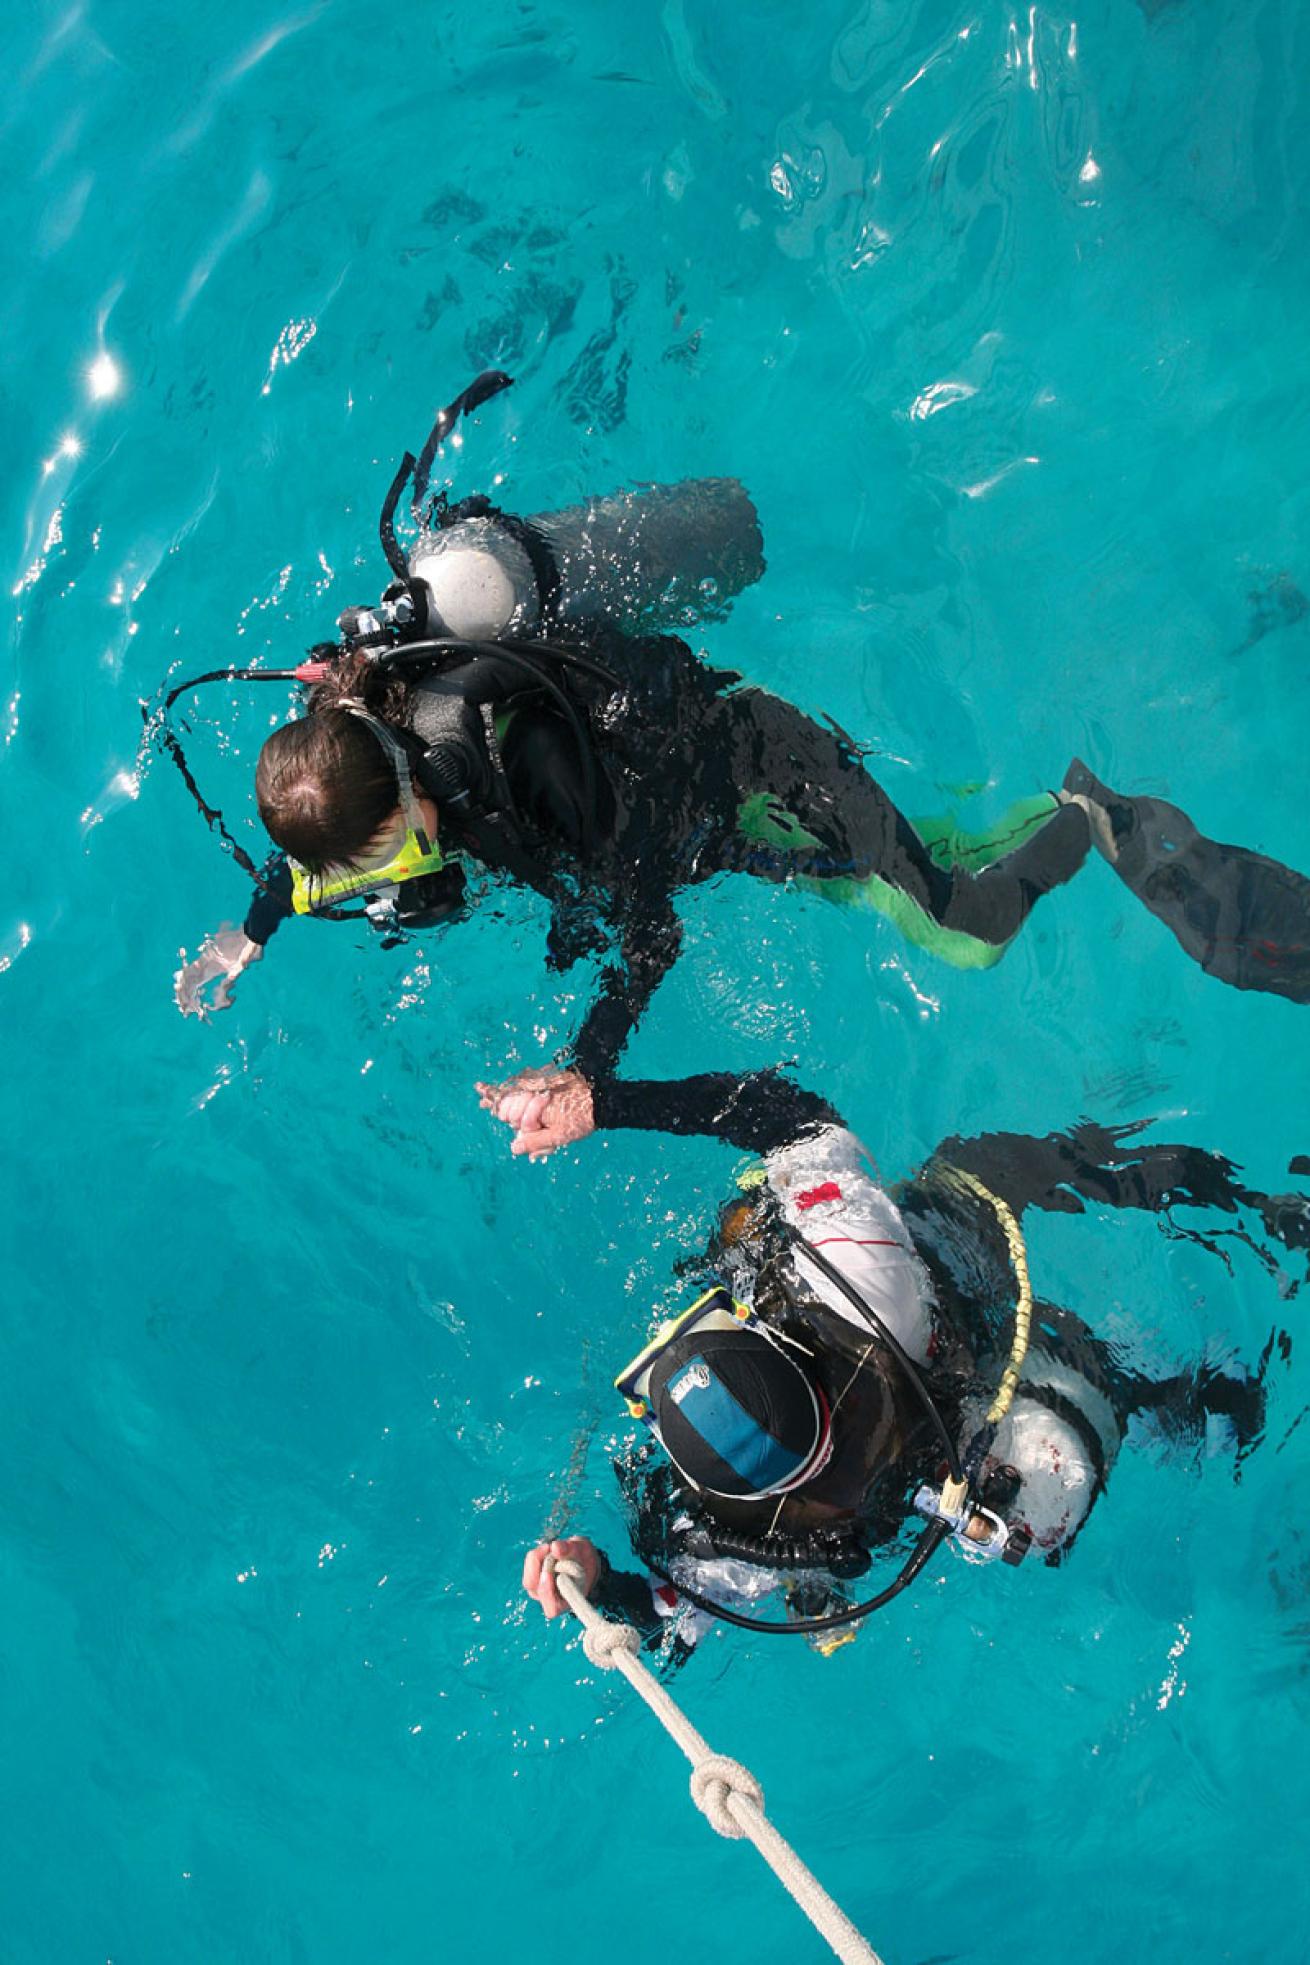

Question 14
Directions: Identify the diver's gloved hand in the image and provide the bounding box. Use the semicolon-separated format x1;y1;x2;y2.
523;1537;603;1619
174;927;262;1019
475;1067;596;1161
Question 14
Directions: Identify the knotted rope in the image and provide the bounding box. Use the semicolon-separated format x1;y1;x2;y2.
546;1557;885;1965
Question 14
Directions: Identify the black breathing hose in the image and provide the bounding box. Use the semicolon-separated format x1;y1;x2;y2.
659;1517;951;1637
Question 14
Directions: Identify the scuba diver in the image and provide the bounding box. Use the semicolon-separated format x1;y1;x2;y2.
165;370;1100;1068
165;370;1310;1067
511;1067;1305;1659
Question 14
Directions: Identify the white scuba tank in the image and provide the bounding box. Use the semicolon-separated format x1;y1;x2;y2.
408;519;540;641
763;1125;937;1364
959;1351;1122;1558
408;477;765;642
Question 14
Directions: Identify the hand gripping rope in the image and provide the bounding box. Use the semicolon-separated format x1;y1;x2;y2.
544;1556;885;1965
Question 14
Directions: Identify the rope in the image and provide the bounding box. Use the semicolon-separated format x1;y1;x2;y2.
546;1557;886;1965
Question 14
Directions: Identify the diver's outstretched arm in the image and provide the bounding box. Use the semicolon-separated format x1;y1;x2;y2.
242;854;294;947
482;914;689;1142
592;1069;840;1154
174;924;263;1018
931;1119;1310;1263
175;855;295;1017
568;904;684;1083
1065;759;1310;1002
477;1066;841;1160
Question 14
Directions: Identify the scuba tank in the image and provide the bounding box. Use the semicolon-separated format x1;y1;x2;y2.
358;369;765;647
406;477;766;643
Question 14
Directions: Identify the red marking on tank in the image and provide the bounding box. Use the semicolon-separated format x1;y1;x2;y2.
796;1182;843;1209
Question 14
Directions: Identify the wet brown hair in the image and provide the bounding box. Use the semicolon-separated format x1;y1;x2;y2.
255;648;416;871
255;717;398;869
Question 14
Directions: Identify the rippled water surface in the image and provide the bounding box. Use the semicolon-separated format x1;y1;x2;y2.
4;3;1310;1960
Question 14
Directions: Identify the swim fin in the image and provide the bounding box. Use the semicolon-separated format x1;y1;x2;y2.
1063;759;1310;1003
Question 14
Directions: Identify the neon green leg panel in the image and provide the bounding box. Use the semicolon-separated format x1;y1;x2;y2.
735;790;1060;971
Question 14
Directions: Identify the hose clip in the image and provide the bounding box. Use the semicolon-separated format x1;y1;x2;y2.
913;1487;1029;1566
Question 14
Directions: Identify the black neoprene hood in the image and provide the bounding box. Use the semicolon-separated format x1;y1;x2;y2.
649;1327;824;1499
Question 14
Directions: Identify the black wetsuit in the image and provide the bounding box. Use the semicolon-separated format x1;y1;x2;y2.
574;1071;1304;1656
243;630;1091;1078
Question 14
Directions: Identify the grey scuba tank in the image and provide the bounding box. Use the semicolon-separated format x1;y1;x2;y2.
406;477;765;642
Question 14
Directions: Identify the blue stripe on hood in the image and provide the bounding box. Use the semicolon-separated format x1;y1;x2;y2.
667;1353;807;1491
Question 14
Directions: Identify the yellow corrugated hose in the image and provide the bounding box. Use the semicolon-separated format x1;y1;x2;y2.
932;1164;1034;1516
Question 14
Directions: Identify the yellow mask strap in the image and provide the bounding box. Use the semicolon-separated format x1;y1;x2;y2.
288;706;443;915
614;1286;752;1417
290;826;446;915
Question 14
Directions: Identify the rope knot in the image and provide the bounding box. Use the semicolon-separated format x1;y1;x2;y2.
690;1754;764;1839
581;1620;640;1671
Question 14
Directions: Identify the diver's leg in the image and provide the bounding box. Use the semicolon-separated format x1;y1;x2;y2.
1065;759;1310;1003
911;792;1067;873
718;689;1090;964
1119;1360;1268;1455
1020;1306;1267;1470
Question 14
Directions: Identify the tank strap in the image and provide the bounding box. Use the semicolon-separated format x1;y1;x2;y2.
493;512;563;621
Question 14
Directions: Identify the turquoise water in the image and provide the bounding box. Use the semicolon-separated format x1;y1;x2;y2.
4;1;1310;1959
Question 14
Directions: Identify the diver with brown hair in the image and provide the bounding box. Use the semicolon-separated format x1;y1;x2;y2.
164;372;1310;1073
174;625;1092;1078
167;377;1097;1067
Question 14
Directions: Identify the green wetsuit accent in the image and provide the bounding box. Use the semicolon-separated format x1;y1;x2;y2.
736;790;1062;970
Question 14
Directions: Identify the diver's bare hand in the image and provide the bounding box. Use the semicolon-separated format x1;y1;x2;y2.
475;1068;596;1161
476;1068;568;1129
174;927;262;1019
523;1537;602;1618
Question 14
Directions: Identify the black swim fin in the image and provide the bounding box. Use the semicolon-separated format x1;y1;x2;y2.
1064;758;1310;1004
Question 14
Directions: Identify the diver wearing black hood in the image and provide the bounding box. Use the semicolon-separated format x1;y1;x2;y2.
515;1069;1304;1660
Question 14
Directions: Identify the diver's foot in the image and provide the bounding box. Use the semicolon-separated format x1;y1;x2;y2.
1059;758;1135;865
